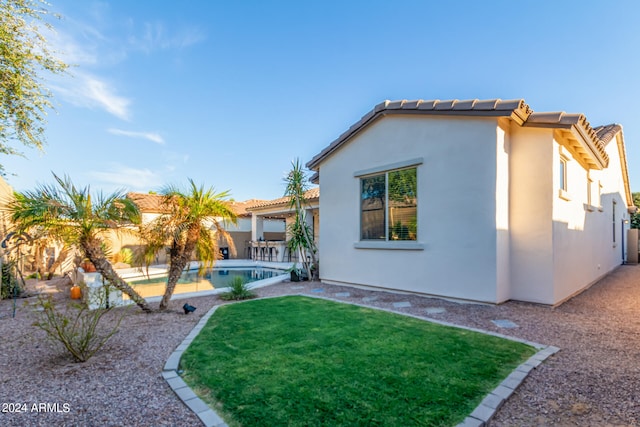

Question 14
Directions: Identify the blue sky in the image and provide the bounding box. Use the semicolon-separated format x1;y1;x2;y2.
5;0;640;202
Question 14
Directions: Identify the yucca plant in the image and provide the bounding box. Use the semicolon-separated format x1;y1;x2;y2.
284;159;318;281
219;276;256;301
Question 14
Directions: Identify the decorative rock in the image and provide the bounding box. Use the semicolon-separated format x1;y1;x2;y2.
393;301;411;308
491;319;518;329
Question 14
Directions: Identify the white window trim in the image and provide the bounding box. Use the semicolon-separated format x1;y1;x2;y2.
357;159;422;249
558;153;569;197
354;241;425;250
354;158;423;178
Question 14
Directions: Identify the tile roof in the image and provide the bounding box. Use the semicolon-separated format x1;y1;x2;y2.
594;124;623;145
525;112;610;168
226;199;268;216
127;193;267;216
307;98;618;171
247;187;319;211
307;99;532;169
127;192;168;213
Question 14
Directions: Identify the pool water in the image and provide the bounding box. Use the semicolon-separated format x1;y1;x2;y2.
126;267;286;299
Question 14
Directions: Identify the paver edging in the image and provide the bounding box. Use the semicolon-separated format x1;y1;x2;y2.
162;304;228;427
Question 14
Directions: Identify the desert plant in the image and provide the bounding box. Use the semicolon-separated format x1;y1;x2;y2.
284;159;318;280
7;173;151;311
140;179;238;310
1;260;22;299
112;247;133;265
33;285;126;362
219;276;256;301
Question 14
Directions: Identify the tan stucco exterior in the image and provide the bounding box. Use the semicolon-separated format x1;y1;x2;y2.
308;98;634;305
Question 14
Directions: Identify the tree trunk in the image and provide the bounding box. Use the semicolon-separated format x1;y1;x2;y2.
159;225;199;310
46;246;70;280
34;244;45;280
82;237;151;312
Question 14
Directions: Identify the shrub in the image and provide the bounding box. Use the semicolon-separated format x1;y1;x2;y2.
33;285;126;362
112;247;134;265
1;261;22;300
219;276;256;301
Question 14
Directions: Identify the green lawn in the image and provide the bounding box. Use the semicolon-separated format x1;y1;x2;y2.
180;296;535;426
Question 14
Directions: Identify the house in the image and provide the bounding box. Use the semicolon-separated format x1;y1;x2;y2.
246;188;319;260
306;99;635;305
123;193;288;261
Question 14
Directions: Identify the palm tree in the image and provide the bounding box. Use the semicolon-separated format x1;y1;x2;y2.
141;179;237;311
284;159;318;281
7;174;151;312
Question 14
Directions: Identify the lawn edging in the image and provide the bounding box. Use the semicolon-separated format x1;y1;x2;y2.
162;295;560;427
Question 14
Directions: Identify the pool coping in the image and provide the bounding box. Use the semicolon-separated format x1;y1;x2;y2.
162;293;560;427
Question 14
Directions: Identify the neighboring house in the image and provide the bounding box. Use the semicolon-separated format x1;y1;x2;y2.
0;176;13;241
222;199;287;259
246;188;320;257
123;193;287;261
307;98;635;306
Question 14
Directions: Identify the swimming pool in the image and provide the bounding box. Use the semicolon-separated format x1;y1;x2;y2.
126;267;287;299
80;260;294;309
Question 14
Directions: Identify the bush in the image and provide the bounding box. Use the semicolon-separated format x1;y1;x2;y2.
1;261;22;300
33;286;126;362
112;247;133;265
219;276;256;301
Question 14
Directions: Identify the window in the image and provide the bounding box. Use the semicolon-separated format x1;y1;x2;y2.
598;181;602;208
613;201;617;243
361;167;417;241
559;157;567;192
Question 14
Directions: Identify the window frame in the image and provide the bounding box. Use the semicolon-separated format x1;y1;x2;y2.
558;152;571;201
354;159;424;251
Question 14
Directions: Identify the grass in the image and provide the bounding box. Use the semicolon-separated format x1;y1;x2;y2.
181;296;536;426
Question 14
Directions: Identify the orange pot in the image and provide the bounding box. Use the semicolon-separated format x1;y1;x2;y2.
70;285;82;300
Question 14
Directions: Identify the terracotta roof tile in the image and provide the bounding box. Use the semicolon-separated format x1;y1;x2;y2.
226;199;268;216
127;192;267;217
526;112;610;167
247;187;319;211
594;124;622;145
127;193;168;213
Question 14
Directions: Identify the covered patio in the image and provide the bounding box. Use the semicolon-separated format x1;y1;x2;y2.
245;188;319;262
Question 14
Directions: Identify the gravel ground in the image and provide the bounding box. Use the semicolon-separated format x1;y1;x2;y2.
1;264;639;426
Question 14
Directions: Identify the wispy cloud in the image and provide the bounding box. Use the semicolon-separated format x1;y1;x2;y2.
127;21;206;53
52;72;131;120
87;165;163;191
108;128;164;144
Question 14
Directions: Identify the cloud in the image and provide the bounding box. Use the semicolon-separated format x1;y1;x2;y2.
108;128;164;144
127;21;206;53
52;72;131;120
87;165;163;191
85;77;131;120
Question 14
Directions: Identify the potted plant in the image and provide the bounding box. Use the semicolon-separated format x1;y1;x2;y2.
287;264;308;282
80;258;96;273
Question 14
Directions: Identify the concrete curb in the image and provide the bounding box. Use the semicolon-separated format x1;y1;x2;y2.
163;305;228;427
163;293;560;427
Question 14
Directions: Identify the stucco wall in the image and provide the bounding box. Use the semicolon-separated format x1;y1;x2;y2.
508;126;555;303
318;115;503;303
550;134;629;303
